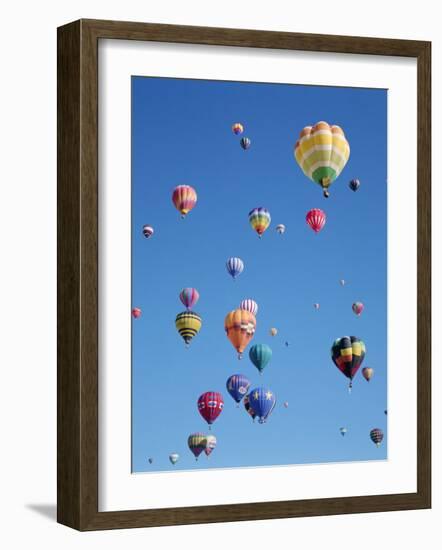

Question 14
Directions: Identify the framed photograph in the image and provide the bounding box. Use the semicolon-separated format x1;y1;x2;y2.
57;19;431;530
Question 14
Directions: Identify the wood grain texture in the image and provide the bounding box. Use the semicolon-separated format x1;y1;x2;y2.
57;19;431;531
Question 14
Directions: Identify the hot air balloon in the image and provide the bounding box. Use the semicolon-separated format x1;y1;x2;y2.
306;208;326;233
172;185;197;218
340;279;346;286
239;299;258;316
169;453;179;465
197;391;224;429
225;309;257;359
226;257;244;280
148;457;153;464
340;427;347;437
244;394;256;422
226;374;251;404
384;409;388;415
362;367;374;382
240;137;251;150
175;311;202;347
269;328;278;337
142;224;154;239
188;433;207;460
349;178;360;192
132;307;142;319
179;288;200;310
232;122;244;135
249;344;272;375
285;341;290;347
331;336;366;391
294;121;350;198
204;435;217;457
276;224;286;235
314;303;320;310
352;302;364;316
283;401;289;408
248;387;276;424
370;428;384;447
249;207;271;238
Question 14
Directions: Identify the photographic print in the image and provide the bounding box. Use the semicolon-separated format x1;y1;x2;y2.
131;76;387;473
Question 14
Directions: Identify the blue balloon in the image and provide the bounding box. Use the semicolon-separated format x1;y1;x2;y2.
226;374;251;404
226;257;244;279
349;178;360;191
248;386;276;424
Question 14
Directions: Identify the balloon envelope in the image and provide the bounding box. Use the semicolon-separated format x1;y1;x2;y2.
232;122;244;135
226;257;244;279
243;394;256;421
306;208;326;233
197;391;224;426
226;374;251;403
175;311;202;345
294;121;350;197
349;178;360;191
204;435;217;457
179;288;200;310
240;137;251;150
249;344;272;374
362;367;374;381
370;428;384;447
169;453;179;465
276;224;286;234
331;336;366;388
249;207;271;237
352;302;364;316
172;185;197;218
142;224;154;238
225;309;257;358
132;307;142;319
248;387;276;424
188;433;207;459
239;298;258;316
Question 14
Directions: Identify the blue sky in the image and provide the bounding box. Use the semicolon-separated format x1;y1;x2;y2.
131;76;387;473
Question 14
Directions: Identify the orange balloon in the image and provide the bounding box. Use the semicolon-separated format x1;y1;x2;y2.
224;309;257;359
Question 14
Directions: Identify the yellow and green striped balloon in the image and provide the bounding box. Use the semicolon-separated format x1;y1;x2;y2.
294;121;350;197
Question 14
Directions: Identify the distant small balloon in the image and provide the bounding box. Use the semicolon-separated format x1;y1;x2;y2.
204;435;217;457
142;225;154;239
340;427;347;437
384;409;388;415
352;302;364;316
269;328;278;337
276;224;286;235
314;303;320;310
240;137;251;150
362;367;374;382
349;178;360;192
132;307;142;319
169;453;179;465
226;257;244;280
232;122;244;135
285;341;290;347
148;457;153;464
370;428;384;447
340;279;346;286
283;401;289;408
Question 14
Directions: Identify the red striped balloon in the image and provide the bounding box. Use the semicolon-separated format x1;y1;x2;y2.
197;391;224;427
306;208;326;233
179;288;200;310
239;299;258;316
352;302;364;316
172;185;197;218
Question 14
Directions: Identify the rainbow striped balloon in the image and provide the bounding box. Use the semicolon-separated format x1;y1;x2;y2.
249;207;271;238
294;121;350;197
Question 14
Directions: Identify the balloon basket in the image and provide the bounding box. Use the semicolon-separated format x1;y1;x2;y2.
238;353;243;360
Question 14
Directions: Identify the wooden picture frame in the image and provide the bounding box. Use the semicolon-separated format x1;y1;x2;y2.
57;18;431;531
